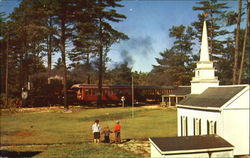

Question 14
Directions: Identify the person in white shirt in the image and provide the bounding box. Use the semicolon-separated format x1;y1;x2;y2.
92;120;101;143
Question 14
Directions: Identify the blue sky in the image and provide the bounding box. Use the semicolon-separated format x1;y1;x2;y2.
109;1;200;72
0;0;239;72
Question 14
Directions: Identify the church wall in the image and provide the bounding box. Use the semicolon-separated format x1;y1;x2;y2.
198;69;215;79
150;143;164;158
221;108;249;156
191;82;219;94
224;87;249;109
177;108;221;136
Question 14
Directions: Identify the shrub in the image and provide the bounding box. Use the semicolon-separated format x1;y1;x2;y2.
0;93;20;109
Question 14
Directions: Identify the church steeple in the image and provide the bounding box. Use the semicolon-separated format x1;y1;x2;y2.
190;20;219;94
200;21;210;62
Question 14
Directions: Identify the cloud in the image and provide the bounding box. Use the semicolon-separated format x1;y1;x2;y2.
120;49;135;66
118;36;155;67
128;36;154;56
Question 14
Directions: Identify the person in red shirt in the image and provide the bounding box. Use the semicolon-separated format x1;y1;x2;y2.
114;120;121;143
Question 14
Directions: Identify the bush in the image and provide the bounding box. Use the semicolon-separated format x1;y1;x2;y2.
0;93;20;109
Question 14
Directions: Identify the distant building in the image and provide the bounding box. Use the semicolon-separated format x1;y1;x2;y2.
150;20;249;158
161;86;190;107
48;75;63;84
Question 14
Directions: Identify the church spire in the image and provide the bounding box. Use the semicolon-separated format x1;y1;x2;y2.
190;20;219;94
200;21;210;62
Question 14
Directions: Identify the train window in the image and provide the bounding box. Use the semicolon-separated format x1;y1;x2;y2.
127;89;131;95
109;89;113;95
114;89;119;94
108;89;112;95
85;89;89;95
103;89;107;95
92;89;96;95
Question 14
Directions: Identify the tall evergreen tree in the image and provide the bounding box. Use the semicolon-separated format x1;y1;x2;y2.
6;0;47;97
192;0;229;58
0;11;8;104
238;2;249;84
233;0;242;84
69;0;128;106
192;0;233;84
50;0;77;109
107;61;132;85
151;25;197;86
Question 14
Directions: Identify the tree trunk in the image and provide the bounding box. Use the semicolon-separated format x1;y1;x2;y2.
209;17;214;61
61;18;68;109
86;53;91;84
97;18;103;108
47;16;53;72
98;45;103;107
233;0;242;84
5;31;9;106
238;2;249;84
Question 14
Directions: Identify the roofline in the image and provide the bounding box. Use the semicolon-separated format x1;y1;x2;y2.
149;138;234;155
160;147;234;155
149;138;165;155
218;84;249;87
176;104;221;112
221;86;249;109
162;95;188;97
169;95;187;97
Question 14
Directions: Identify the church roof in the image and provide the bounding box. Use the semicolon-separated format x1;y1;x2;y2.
169;86;191;96
178;86;246;108
149;135;233;154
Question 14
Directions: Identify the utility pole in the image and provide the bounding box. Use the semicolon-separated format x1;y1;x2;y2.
132;75;134;118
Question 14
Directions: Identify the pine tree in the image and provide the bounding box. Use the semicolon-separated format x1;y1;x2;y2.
192;0;229;60
233;0;242;84
151;25;196;86
69;0;128;106
108;61;132;85
238;2;249;84
192;0;238;84
5;0;47;100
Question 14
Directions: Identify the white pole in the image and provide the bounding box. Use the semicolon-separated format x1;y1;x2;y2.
132;75;134;118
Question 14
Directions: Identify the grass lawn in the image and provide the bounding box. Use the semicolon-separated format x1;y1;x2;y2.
0;106;177;157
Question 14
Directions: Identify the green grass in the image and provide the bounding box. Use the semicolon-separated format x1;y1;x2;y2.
0;106;177;157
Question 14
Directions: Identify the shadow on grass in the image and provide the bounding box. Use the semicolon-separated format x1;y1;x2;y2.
0;150;42;157
79;109;150;122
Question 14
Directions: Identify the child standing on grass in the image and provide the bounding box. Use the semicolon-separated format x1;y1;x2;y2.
102;126;112;143
92;120;101;143
114;120;121;144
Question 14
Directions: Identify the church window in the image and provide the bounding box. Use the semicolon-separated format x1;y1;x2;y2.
181;116;188;136
207;120;217;134
193;118;201;135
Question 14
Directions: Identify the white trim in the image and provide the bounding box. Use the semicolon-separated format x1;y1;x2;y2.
176;104;221;112
160;147;234;155
149;138;165;154
218;84;249;87
221;86;249;109
149;138;234;155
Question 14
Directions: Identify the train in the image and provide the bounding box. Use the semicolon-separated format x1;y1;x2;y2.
70;84;174;105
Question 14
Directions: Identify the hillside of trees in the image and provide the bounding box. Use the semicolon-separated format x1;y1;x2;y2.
0;0;249;108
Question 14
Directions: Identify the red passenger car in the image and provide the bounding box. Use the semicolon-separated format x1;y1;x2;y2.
71;84;173;104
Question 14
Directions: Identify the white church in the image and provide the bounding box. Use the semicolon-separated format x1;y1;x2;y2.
149;20;250;158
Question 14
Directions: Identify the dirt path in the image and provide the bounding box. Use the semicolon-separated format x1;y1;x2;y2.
114;139;150;157
1;139;150;157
